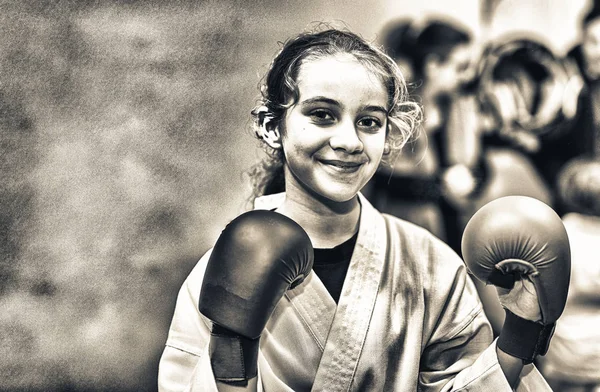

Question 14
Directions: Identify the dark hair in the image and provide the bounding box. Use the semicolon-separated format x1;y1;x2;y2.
412;18;471;77
380;18;417;63
247;26;422;200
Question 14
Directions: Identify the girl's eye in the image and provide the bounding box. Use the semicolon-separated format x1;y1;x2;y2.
357;117;383;129
309;110;334;123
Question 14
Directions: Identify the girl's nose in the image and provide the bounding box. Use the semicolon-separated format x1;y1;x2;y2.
329;120;364;154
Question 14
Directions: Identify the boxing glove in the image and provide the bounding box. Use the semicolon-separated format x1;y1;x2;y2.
199;210;314;381
461;196;571;363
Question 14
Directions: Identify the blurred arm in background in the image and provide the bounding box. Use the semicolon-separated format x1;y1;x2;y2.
538;157;600;392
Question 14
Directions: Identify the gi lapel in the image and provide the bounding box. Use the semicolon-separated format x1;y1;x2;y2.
253;192;387;390
255;192;337;351
310;194;388;392
285;270;337;351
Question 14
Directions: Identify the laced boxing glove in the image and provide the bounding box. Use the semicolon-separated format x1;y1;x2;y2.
461;196;571;363
199;210;314;382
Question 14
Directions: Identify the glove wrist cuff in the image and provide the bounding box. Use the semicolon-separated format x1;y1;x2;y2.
209;324;260;382
498;309;555;364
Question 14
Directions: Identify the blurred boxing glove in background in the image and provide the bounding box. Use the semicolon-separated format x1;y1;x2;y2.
477;38;583;153
462;196;571;363
557;157;600;217
199;210;314;382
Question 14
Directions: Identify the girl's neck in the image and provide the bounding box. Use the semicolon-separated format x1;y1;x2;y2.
276;187;361;249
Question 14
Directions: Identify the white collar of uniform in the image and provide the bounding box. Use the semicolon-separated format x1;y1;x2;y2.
253;192;286;210
252;192;373;211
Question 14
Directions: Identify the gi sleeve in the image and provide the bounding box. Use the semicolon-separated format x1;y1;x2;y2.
157;251;264;392
418;262;552;391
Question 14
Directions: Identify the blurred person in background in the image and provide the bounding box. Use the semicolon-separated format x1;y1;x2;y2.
366;17;447;241
419;17;484;255
378;17;417;83
577;0;600;91
568;0;600;133
477;0;600;218
538;157;600;392
368;16;476;253
481;34;588;216
414;17;476;138
554;0;600;210
473;35;579;208
158;25;562;392
534;4;600;388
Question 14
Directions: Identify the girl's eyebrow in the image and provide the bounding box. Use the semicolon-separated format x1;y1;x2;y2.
300;97;387;115
300;96;339;106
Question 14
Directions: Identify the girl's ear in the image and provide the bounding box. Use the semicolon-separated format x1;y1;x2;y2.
262;119;282;149
254;106;282;149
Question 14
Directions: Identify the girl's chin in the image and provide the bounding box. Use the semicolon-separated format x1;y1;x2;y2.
312;184;362;203
286;171;366;203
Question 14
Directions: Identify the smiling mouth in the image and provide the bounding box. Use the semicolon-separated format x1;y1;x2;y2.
319;159;364;173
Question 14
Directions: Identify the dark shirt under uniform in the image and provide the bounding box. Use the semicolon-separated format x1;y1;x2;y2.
312;232;358;304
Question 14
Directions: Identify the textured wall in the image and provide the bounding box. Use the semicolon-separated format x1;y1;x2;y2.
0;1;387;391
0;0;585;391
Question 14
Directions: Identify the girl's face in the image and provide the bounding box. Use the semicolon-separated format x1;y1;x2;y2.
280;53;389;203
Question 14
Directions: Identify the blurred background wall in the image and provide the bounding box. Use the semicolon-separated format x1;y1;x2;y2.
0;0;587;390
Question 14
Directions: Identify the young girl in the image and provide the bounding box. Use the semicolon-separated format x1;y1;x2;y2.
158;26;556;391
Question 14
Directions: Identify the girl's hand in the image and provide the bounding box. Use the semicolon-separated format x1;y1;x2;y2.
496;277;542;322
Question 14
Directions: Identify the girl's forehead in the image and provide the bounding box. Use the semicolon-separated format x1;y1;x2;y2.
296;53;388;99
300;52;372;73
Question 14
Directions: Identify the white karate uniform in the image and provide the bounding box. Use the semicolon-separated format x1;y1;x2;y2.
158;193;551;391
